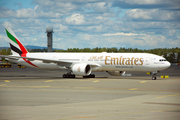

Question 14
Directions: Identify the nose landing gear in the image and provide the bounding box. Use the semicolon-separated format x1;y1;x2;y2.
151;71;159;80
152;75;156;80
147;71;159;80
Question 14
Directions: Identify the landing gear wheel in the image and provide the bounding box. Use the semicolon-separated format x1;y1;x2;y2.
152;76;156;80
83;74;95;78
63;74;76;78
63;74;66;78
91;74;95;78
83;76;87;78
71;74;75;78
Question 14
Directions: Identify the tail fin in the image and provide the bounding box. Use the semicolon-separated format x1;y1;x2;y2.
5;27;28;56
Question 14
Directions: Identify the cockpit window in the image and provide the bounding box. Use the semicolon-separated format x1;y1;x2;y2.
159;59;167;62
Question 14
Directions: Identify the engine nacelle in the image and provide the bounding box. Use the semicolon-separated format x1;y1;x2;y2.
72;63;92;76
107;71;125;76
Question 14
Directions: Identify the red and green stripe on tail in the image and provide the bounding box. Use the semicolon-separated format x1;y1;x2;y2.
5;28;38;67
5;28;28;56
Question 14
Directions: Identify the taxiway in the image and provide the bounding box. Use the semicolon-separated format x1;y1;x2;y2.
0;64;180;120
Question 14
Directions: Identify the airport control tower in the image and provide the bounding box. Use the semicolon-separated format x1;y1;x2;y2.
46;26;53;52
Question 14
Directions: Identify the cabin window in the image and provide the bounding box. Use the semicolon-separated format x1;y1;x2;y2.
159;59;167;62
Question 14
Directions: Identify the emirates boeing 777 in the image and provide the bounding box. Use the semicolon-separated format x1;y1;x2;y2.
0;27;170;80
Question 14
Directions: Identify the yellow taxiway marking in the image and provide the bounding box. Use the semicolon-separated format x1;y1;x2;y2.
140;81;147;83
129;88;138;90
45;80;53;82
0;84;6;86
93;80;99;83
4;80;10;82
156;93;180;98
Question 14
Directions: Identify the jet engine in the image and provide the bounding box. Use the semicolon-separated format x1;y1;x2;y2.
107;71;126;76
72;63;92;76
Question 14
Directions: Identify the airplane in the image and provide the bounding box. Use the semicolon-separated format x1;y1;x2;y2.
0;27;171;80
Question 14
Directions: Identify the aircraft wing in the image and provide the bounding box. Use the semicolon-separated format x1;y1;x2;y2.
0;55;100;67
0;55;68;63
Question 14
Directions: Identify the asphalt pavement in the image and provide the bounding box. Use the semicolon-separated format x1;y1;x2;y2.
0;64;180;120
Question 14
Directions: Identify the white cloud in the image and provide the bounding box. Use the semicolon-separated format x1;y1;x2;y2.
53;24;68;32
125;0;166;5
77;34;96;41
33;38;37;41
0;5;62;19
141;35;165;47
66;13;85;25
3;21;13;28
0;0;179;49
33;0;80;13
113;0;180;10
169;30;176;36
125;9;180;21
103;32;146;36
0;35;9;47
86;2;112;13
126;9;152;19
50;19;62;23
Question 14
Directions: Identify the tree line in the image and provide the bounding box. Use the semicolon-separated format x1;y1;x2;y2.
1;47;180;63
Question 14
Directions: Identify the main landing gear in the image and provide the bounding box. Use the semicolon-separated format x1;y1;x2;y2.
83;74;95;78
62;73;95;78
63;74;75;78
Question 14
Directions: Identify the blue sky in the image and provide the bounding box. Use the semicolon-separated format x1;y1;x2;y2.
0;0;180;50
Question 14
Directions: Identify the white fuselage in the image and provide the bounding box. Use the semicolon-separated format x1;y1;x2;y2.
10;52;170;72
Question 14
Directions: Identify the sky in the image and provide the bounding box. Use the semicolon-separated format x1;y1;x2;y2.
0;0;180;50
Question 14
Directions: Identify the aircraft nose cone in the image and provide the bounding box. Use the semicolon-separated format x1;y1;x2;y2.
163;61;171;69
159;61;171;70
167;61;171;68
